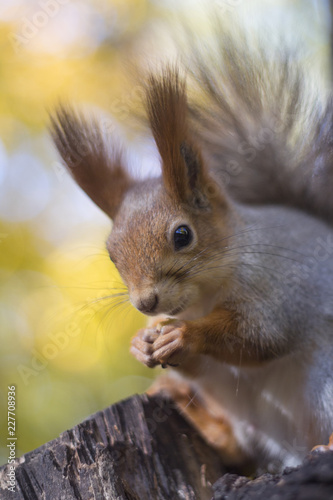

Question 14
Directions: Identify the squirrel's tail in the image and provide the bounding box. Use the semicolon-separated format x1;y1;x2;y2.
186;29;333;222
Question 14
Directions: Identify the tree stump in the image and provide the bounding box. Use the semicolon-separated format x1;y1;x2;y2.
0;394;226;499
0;393;332;499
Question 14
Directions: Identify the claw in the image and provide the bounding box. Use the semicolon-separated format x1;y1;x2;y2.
130;321;187;368
130;327;160;367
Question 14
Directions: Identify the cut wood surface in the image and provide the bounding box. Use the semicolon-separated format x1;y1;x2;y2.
0;393;332;499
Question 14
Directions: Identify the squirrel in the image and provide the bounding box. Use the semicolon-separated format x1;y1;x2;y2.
50;29;333;474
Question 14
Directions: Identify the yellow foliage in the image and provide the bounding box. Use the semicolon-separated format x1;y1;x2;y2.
0;0;155;464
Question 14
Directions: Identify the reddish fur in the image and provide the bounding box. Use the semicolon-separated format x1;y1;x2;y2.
148;374;248;467
50;105;134;218
50;50;333;473
145;67;212;207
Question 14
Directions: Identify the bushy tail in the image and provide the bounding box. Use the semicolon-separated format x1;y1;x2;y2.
185;29;333;222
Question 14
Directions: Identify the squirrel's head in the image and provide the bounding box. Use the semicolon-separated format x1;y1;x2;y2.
106;178;234;317
50;67;236;319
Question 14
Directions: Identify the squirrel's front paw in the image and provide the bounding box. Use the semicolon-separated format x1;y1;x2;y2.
130;328;160;368
152;321;189;367
130;321;189;368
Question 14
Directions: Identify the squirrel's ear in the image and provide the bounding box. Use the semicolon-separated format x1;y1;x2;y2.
145;66;211;208
49;105;134;219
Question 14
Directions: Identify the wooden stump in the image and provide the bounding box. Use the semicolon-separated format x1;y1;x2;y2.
212;451;333;500
0;394;226;499
0;393;332;499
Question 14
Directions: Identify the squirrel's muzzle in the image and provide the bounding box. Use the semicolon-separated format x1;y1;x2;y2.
136;293;159;314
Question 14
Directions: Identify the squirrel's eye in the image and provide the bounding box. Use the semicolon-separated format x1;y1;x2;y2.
174;225;192;250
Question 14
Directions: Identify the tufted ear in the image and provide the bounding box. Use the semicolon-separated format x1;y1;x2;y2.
49;105;135;218
144;65;213;209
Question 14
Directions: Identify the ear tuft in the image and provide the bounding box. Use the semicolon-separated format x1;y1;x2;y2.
49;104;134;218
144;65;188;201
144;66;215;209
179;141;201;189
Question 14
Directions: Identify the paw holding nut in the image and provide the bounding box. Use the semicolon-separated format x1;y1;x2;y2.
130;320;188;368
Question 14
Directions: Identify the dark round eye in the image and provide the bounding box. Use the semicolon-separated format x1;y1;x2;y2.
174;225;192;250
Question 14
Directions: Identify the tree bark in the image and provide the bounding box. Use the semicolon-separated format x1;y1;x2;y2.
212;451;333;500
0;394;226;500
0;393;332;499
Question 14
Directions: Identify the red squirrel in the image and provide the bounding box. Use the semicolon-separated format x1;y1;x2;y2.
50;31;333;474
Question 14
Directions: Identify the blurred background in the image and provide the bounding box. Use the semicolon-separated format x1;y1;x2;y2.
0;0;331;464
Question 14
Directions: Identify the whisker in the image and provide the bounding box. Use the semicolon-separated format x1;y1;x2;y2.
188;261;288;279
163;225;268;278
97;298;130;330
164;224;304;283
87;292;129;306
96;301;132;333
173;242;306;284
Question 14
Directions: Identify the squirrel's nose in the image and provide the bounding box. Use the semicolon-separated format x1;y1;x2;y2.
137;293;159;314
